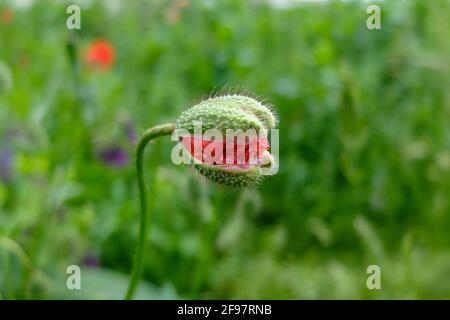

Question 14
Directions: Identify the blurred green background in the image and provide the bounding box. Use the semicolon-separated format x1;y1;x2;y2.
0;0;449;299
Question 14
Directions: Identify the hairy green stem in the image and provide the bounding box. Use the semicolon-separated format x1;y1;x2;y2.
125;123;176;300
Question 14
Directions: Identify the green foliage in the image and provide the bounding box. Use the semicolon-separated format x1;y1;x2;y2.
0;0;449;299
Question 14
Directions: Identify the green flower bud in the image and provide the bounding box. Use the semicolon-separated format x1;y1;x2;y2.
176;94;278;188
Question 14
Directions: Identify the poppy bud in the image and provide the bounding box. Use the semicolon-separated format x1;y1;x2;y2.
176;94;278;188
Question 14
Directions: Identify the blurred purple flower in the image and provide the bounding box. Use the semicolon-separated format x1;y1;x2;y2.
124;121;137;145
0;147;13;182
98;145;129;167
84;252;100;268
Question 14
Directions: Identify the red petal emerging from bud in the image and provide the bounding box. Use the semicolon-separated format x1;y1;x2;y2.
180;135;269;169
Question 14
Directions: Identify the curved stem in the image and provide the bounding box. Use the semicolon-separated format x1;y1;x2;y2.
125;123;176;300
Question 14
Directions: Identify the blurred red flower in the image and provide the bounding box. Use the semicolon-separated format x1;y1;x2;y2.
0;9;14;24
84;39;115;70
